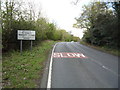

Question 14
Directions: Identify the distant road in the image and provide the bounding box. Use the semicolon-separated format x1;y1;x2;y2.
49;42;118;88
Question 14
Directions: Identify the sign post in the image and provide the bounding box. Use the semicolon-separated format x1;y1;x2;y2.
20;40;22;54
17;30;35;54
30;40;32;51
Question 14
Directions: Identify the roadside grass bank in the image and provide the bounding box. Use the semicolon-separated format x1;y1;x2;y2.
80;41;120;56
2;40;57;88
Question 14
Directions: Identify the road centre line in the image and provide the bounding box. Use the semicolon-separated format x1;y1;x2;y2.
72;43;119;77
89;58;118;77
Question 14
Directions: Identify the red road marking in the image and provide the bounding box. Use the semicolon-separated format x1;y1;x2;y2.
53;52;88;58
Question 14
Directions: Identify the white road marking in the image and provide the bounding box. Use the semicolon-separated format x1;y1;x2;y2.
60;53;64;57
90;58;118;76
53;52;88;58
47;42;119;89
71;42;119;77
67;53;75;57
74;44;118;76
47;43;57;89
81;54;86;57
102;65;107;69
102;65;118;76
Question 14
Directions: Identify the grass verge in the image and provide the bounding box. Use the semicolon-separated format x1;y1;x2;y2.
2;40;57;88
80;41;120;56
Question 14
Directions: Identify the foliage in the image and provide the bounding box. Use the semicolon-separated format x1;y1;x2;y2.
74;2;119;49
1;0;79;52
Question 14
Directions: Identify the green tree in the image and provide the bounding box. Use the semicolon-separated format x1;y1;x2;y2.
74;2;118;48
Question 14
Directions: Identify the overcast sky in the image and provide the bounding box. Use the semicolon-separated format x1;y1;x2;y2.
25;0;91;38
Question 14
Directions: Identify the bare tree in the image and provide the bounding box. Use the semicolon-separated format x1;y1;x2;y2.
71;0;79;5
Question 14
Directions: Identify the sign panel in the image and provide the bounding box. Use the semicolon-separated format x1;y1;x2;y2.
17;30;35;40
53;52;88;58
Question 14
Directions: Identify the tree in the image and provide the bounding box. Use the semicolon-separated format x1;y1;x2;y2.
46;23;56;40
1;0;79;52
112;2;120;48
74;2;118;48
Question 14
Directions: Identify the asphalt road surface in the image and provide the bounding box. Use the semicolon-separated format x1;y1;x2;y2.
50;42;119;88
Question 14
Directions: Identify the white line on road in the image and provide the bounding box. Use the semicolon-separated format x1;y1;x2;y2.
90;58;118;76
47;43;58;89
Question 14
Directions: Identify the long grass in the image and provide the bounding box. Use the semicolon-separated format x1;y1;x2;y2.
2;40;56;88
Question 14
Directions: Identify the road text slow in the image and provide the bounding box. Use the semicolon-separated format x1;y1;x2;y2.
53;52;87;58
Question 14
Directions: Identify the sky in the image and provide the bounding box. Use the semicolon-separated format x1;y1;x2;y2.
25;0;91;38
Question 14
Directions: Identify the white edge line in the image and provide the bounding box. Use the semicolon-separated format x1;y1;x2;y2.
47;43;57;89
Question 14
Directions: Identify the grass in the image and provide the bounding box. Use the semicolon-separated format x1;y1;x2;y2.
80;41;120;56
2;40;57;88
0;60;1;89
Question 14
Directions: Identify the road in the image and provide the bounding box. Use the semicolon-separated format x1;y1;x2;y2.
49;42;119;88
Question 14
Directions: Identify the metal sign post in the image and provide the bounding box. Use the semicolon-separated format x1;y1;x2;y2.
31;40;32;51
17;30;35;54
20;40;22;54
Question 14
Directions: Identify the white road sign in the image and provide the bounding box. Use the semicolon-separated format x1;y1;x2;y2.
18;30;35;40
